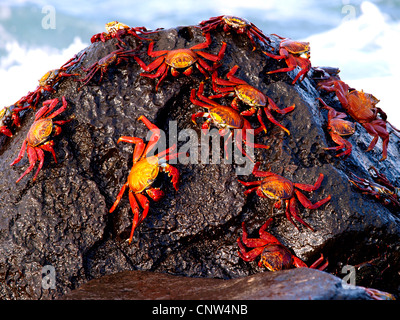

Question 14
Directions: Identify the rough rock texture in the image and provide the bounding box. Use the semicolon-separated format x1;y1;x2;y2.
0;24;399;300
61;268;375;300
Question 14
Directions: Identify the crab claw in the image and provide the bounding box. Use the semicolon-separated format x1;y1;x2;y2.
146;187;165;201
161;163;179;191
0;126;13;137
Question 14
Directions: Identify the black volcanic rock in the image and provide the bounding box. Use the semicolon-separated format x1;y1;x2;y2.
0;24;399;300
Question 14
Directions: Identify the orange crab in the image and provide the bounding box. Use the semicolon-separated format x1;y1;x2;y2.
319;79;398;161
25;52;86;109
190;82;270;161
10;96;71;183
109;115;180;243
209;65;295;135
199;15;271;50
76;44;139;90
237;218;328;271
238;162;331;231
90;21;158;45
318;98;356;158
133;33;227;91
263;35;311;85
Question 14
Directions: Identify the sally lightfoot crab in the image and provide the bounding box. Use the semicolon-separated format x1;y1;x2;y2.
349;167;400;210
10;96;71;183
109;116;180;243
76;44;139;90
0;102;30;137
237;218;328;271
134;33;226;91
210;65;295;135
238;162;331;231
26;51;86;109
190;82;270;161
199;15;271;50
263;36;311;85
317;77;399;161
318;97;356;158
91;21;158;45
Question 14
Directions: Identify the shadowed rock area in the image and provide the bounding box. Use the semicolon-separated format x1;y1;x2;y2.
0;24;399;300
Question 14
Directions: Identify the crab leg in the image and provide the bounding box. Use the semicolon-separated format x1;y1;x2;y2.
294;189;331;210
31;147;45;182
308;254;329;270
10;139;27;166
224;65;247;85
46;96;68;119
294;173;324;192
196;42;227;62
135;192;150;225
154;64;169;91
238;179;263;196
258;219;281;243
109;182;128;213
117;136;145;162
35;98;59;120
237;242;265;261
292;256;308;268
190;32;213;50
263;105;292;135
138;115;161;156
128;191;141;243
288;197;314;231
0;126;13;137
362;120;389;161
250;162;274;178
134;55;166;74
15;145;38;183
39;141;57;163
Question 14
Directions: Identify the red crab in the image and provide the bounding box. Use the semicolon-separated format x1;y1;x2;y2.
190;82;270;161
10;97;71;183
0;100;30;137
91;21;158;45
209;65;295;135
76;44;139;90
238;162;331;231
109;115;180;243
237;218;328;271
26;52;85;109
263;36;311;85
199;15;271;50
317;79;400;161
349;166;400;210
318;98;356;158
133;33;227;91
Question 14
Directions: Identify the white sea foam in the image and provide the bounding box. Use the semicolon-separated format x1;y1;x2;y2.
0;36;87;107
305;1;400;127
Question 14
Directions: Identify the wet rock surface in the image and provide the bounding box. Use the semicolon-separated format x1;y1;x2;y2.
61;268;374;300
0;25;399;300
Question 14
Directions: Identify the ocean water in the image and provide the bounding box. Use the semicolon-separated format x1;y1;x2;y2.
0;0;399;126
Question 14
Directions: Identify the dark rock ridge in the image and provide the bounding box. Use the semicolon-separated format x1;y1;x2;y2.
0;24;399;300
61;268;377;300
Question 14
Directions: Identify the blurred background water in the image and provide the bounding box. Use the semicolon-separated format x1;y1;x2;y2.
0;0;399;126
